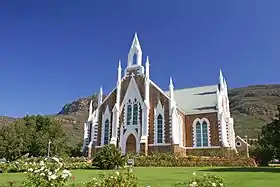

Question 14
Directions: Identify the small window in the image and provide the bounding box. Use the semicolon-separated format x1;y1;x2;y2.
104;119;109;145
157;114;163;143
195;120;209;147
126;105;132;125
133;54;137;65
133;103;138;125
236;141;241;147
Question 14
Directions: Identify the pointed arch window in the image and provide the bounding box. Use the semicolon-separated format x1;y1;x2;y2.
133;103;138;125
195;120;209;147
126;104;132;126
132;54;137;65
104;119;110;145
157;114;163;143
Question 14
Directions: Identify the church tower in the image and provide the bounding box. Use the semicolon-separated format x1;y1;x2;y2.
125;33;145;76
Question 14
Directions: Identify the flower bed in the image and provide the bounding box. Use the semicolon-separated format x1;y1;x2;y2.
0;156;91;173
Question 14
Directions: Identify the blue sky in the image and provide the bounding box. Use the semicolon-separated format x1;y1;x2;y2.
0;0;279;117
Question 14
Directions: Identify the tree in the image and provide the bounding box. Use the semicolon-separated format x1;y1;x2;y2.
0;121;30;160
252;106;280;165
259;106;280;157
0;115;69;160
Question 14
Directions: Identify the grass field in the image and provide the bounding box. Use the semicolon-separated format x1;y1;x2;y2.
1;167;280;187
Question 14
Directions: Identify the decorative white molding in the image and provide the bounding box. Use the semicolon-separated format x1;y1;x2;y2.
154;100;165;144
177;114;184;146
186;146;220;149
148;143;171;146
101;105;111;146
192;118;211;147
120;76;143;113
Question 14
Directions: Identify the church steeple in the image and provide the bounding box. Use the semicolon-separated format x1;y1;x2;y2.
125;33;144;75
127;33;142;67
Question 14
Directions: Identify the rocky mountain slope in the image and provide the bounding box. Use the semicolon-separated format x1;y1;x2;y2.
1;84;280;146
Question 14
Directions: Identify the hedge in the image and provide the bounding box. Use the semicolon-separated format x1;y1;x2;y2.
128;153;257;167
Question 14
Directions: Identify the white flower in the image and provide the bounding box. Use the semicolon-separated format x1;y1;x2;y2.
115;171;119;176
189;181;197;187
27;168;33;172
50;174;57;180
35;169;41;173
40;173;45;176
212;182;216;187
193;172;196;176
52;157;60;163
219;184;223;187
40;161;44;166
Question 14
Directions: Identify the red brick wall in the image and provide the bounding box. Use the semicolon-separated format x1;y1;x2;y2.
185;112;220;147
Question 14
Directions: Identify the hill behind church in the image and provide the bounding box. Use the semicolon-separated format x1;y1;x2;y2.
1;84;280;147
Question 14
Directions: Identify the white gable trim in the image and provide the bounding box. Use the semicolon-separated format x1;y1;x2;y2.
99;88;116;108
101;105;111;146
235;136;250;146
192;117;211;147
120;76;143;113
154;100;165;144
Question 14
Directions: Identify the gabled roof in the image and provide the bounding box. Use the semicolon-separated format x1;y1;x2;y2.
166;85;218;114
236;136;251;146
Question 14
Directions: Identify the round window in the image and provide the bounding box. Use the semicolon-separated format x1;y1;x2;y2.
236;141;241;147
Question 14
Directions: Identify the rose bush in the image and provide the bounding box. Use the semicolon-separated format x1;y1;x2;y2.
20;157;73;187
0;156;90;173
85;169;138;187
173;172;225;187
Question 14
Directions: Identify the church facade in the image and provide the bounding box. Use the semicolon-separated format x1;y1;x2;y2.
82;34;236;156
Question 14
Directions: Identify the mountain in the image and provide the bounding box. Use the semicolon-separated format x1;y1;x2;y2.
1;84;280;146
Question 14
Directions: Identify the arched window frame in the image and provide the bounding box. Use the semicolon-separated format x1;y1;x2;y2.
154;100;165;144
101;105;111;145
192;118;211;147
132;102;139;125
104;119;110;145
124;99;140;127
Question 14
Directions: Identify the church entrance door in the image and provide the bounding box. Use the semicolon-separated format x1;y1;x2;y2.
126;134;136;153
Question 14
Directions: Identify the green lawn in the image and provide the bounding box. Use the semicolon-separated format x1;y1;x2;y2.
1;167;280;187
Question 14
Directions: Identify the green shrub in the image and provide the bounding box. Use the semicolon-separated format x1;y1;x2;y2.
173;172;225;187
249;144;275;166
85;169;137;187
20;157;72;187
0;156;90;173
93;144;127;169
128;152;256;167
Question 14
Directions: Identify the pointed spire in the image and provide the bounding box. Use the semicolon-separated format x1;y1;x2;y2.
145;56;150;79
169;77;174;89
118;60;122;81
219;69;224;91
99;86;103;96
129;32;141;51
89;100;93;114
98;86;103;106
127;32;142;67
118;60;122;70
